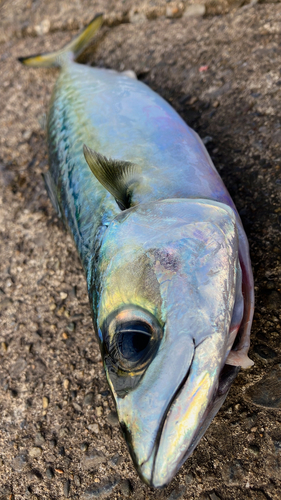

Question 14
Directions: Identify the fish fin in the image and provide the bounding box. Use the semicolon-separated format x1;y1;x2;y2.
18;13;103;68
83;145;141;210
42;171;62;217
225;349;254;369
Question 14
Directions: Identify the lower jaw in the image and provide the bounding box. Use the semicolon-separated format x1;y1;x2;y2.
146;364;240;488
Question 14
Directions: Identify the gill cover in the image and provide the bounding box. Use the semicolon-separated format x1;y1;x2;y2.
93;198;241;487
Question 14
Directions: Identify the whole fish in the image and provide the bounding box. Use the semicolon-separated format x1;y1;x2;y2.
19;14;254;488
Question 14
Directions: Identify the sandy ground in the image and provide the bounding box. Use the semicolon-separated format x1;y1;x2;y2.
0;1;281;499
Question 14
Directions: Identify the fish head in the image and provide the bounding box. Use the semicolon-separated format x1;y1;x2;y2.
94;198;243;487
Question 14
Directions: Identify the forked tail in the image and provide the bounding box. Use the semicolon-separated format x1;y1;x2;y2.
18;13;103;68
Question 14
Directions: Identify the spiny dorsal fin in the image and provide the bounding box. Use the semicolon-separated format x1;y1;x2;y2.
83;145;141;210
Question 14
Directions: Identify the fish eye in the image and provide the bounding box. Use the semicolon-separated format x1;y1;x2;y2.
116;320;152;361
103;308;162;374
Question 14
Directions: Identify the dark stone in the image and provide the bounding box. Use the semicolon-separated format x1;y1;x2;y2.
184;472;194;484
34;432;45;446
119;479;132;497
46;466;54;479
67;322;75;332
253;343;277;360
49;438;57;448
81;449;106;470
82;478;119;499
167;487;185;500
80;442;88;452
106;411;118;427
245;366;281;408
265;290;281;311
63;479;71;497
108;453;122;468
221;460;245;486
100;390;110;397
27;469;42;480
209;493;222;500
9;389;18;398
249;444;260;456
83;392;95;406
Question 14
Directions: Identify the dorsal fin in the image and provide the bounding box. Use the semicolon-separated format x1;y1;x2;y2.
83;145;141;210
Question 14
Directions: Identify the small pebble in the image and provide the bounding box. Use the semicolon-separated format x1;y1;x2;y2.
254;343;277;360
59;446;65;456
1;341;7;352
46;466;54;479
84;392;95;406
106;411;118;427
12;453;27;472
96;406;103;417
167;487;185;500
63;379;70;390
221;460;244;486
62;332;68;339
88;423;99;434
120;479;131;497
42;396;49;409
249;444;260;456
209;493;221;500
81;449;106;470
73;402;83;412
109;453;122;468
34;432;45;446
59;427;69;438
23;129;32;140
60;292;68;300
183;4;205;17
245;366;281;408
63;479;71;497
49;438;56;448
184;472;194;484
27;469;42;480
29;447;42;458
80;442;88;452
74;474;81;486
166;3;184;18
67;322;75;332
81;477;119;499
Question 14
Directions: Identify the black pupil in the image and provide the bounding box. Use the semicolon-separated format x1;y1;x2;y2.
117;321;151;361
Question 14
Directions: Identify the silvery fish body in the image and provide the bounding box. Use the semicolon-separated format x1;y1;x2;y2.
19;15;254;488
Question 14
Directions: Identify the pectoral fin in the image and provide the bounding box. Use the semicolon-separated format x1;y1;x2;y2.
42;171;61;217
83;145;141;210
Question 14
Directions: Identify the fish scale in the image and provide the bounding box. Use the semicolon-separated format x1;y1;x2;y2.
48;67;118;270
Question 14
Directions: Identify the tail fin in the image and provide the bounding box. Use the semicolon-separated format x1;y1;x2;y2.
18;13;103;68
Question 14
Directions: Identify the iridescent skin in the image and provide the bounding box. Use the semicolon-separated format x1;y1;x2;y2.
45;61;254;487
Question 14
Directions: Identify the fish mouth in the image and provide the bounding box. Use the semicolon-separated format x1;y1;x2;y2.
133;350;239;488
